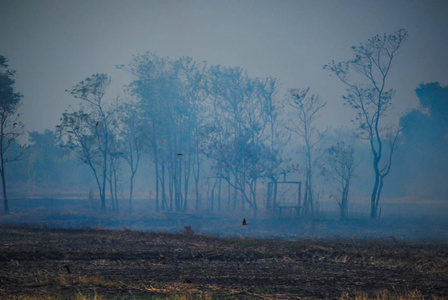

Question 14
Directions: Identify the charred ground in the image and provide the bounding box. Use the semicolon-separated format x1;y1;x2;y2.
0;224;447;299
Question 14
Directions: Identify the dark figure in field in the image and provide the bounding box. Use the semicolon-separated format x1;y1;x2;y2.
242;218;248;226
64;265;71;275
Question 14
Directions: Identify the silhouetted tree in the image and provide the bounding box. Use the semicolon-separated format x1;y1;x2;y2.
286;88;326;217
57;74;114;210
324;29;407;219
0;55;25;214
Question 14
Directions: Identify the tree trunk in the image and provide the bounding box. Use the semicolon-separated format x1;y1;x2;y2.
233;171;238;210
129;173;134;212
113;168;118;212
370;157;380;219
108;176;115;211
193;151;200;211
195;179;200;210
0;132;8;213
1;165;9;214
155;162;160;211
183;161;190;212
252;179;258;218
305;145;314;217
210;179;217;211
217;176;222;211
375;175;385;217
227;173;231;211
308;170;314;216
161;163;167;210
100;147;107;210
340;182;349;220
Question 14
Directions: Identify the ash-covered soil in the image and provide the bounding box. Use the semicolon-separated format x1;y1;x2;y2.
0;224;447;299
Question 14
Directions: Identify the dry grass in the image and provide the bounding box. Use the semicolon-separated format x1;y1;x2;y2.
3;293;107;300
4;291;210;300
30;274;120;288
1;224;447;299
340;289;445;300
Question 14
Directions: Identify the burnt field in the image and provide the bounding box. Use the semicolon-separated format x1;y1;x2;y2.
0;224;447;299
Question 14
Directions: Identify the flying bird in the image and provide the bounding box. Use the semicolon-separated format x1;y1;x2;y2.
96;122;99;127
177;153;183;156
242;218;248;226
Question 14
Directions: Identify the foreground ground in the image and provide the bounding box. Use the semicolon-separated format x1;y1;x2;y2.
0;224;447;299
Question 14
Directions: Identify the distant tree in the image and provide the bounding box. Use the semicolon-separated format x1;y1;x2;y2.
0;55;25;214
119;103;142;212
327;142;356;219
206;65;282;215
27;130;66;185
107;127;121;211
121;53;171;211
177;57;208;211
397;82;448;199
121;53;208;212
324;29;407;219
286;88;326;217
122;53;283;215
57;74;114;210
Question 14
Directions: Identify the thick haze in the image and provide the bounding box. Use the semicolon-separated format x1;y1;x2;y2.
1;0;448;135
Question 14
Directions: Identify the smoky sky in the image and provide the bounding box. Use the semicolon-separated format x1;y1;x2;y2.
1;0;447;137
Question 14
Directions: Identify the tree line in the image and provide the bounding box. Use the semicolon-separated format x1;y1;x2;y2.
3;29;446;219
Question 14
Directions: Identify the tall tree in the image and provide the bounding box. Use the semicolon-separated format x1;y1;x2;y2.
324;29;407;219
286;88;326;217
176;57;208;211
0;56;25;214
57;74;113;210
120;103;142;212
121;53;208;212
206;65;282;215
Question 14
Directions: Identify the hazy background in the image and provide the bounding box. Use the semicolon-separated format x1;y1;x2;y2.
1;0;447;135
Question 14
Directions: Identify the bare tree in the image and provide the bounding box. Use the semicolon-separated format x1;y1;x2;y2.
206;66;282;216
107;130;121;211
121;53;169;211
0;56;25;214
324;29;407;219
121;53;208;212
286;88;326;217
120;103;142;212
327;142;356;219
207;65;248;211
57;74;113;210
